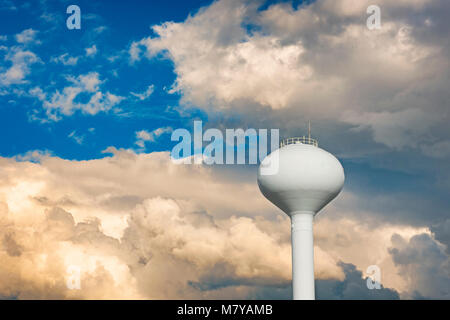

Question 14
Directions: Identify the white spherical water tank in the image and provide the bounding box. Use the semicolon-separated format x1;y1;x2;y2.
257;137;344;300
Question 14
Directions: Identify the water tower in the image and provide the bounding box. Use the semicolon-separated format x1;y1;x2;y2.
257;125;344;300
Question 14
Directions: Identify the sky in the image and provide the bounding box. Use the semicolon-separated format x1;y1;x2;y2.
0;0;449;299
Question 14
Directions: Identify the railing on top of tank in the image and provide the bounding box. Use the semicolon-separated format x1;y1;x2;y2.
280;136;318;148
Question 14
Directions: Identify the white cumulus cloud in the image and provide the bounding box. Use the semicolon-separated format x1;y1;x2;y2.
30;72;124;121
130;84;154;101
15;28;39;45
135;126;172;148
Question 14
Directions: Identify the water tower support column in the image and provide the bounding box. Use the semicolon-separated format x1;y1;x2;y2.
291;211;315;300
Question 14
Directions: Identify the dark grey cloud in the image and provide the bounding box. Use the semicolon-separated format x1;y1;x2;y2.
430;219;450;254
389;233;450;299
188;262;291;292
